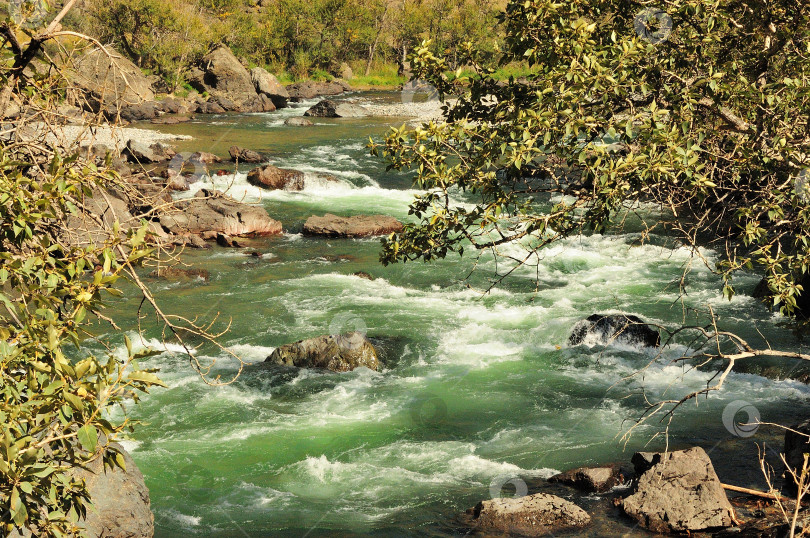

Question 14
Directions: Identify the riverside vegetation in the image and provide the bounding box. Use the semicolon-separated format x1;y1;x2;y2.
2;0;810;536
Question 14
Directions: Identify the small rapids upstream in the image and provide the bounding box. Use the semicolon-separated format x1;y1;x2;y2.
92;93;810;536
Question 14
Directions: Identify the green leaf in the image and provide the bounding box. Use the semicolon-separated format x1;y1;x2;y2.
77;424;98;453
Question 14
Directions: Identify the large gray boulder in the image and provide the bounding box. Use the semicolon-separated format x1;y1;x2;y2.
159;189;283;237
246;164;304;190
568;313;660;348
265;332;379;372
303;214;403;238
304;99;367;118
250;67;289;108
465;493;590;536
189;45;260;110
71;47;155;117
622;447;735;533
9;443;153;538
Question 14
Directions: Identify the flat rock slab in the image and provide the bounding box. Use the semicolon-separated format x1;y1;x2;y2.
303;214;403;237
159;189;282;237
622;446;735;533
265;332;379;372
548;465;623;493
465;493;590;536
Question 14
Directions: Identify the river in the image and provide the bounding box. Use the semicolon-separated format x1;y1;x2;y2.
91;91;810;536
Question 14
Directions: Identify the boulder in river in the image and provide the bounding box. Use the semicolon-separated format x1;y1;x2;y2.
285;117;313;127
568;313;660;348
250;67;289;108
303;214;403;238
229;145;266;163
304;99;368;118
159;189;282;237
548;465;624;493
246;164;305;190
621;447;735;533
265;332;379;372
464;493;590;536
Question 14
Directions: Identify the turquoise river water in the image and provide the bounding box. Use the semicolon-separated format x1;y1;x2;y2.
88;92;810;536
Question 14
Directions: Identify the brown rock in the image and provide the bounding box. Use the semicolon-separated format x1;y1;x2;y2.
71;47;155;113
549;465;623;493
303;214;403;238
250;67;289;108
191;45;260;108
159;189;283;237
265;332;378;372
465;493;590;536
622;447;735;533
229;145;266;163
246;164;305;190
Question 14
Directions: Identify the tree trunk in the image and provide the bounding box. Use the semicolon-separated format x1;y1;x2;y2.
365;5;389;77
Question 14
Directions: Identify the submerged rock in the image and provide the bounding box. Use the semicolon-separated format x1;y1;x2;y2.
568;313;660;348
303;214;403;238
265;332;379;372
284;117;313;127
148;266;210;281
464;493;590;536
548;465;624;493
622;447;735;533
304;99;368;118
246;164;305;190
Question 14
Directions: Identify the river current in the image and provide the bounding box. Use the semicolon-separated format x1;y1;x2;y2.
92;92;810;536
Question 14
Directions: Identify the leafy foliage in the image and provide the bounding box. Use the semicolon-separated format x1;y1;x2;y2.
0;8;165;538
373;0;810;315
